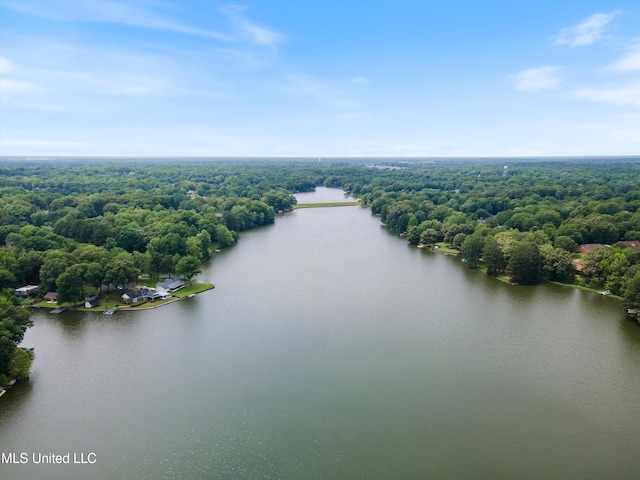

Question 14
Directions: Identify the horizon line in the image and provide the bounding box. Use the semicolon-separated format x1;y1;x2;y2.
1;154;639;160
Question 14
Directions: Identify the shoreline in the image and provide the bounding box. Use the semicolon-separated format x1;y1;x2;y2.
115;284;215;311
416;243;625;302
31;283;215;313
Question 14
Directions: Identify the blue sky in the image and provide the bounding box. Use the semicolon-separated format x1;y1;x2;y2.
1;0;639;157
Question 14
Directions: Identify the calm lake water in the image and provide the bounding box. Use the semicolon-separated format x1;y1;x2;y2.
1;187;639;479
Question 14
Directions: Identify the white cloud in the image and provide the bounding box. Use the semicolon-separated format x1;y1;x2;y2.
553;11;619;47
570;80;640;108
0;57;15;73
0;78;40;93
509;66;562;91
3;0;231;41
220;5;284;47
607;41;640;72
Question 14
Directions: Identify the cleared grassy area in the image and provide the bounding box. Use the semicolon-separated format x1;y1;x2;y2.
294;201;360;209
171;283;215;298
550;281;623;300
32;282;214;312
432;242;460;255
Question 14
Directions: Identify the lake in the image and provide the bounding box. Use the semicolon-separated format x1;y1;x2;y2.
1;187;639;479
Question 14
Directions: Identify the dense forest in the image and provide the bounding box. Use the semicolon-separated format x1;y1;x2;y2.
1;158;639;386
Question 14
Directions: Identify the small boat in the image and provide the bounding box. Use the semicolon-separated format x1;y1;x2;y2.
50;308;67;314
598;290;611;296
187;294;196;298
214;249;221;252
103;309;116;316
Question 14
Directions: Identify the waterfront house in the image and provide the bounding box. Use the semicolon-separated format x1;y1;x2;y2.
43;292;58;303
14;285;39;299
149;291;172;301
121;287;152;304
84;295;100;309
156;278;185;293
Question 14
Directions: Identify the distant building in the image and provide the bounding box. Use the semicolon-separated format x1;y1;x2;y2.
617;240;639;247
503;165;509;177
121;287;151;304
121;286;171;304
156;278;185;293
14;285;39;299
84;295;100;309
43;292;58;303
579;243;606;253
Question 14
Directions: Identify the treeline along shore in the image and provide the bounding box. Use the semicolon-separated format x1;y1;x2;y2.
1;157;639;387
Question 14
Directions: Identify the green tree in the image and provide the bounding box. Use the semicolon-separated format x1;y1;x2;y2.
0;248;17;272
0;267;17;290
39;250;70;293
419;228;440;247
507;242;543;285
214;224;235;247
554;236;579;253
146;244;165;281
581;247;614;278
600;252;630;295
539;244;575;282
117;224;146;253
584;215;619;244
85;262;106;293
132;251;151;277
262;189;296;211
175;255;202;286
15;250;45;285
186;236;204;261
57;268;85;306
196;230;212;259
9;348;34;380
623;271;640;312
482;237;505;275
104;256;140;290
452;233;467;250
0;294;33;379
460;233;484;268
407;225;422;245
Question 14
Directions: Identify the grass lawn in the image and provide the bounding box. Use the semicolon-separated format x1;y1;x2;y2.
171;283;215;297
32;281;215;312
418;242;460;255
550;281;623;300
433;242;460;255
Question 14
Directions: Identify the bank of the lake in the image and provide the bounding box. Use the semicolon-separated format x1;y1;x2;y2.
31;282;214;313
417;242;630;306
1;187;639;480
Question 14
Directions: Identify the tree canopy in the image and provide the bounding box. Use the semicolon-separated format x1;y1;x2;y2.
0;155;639;381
